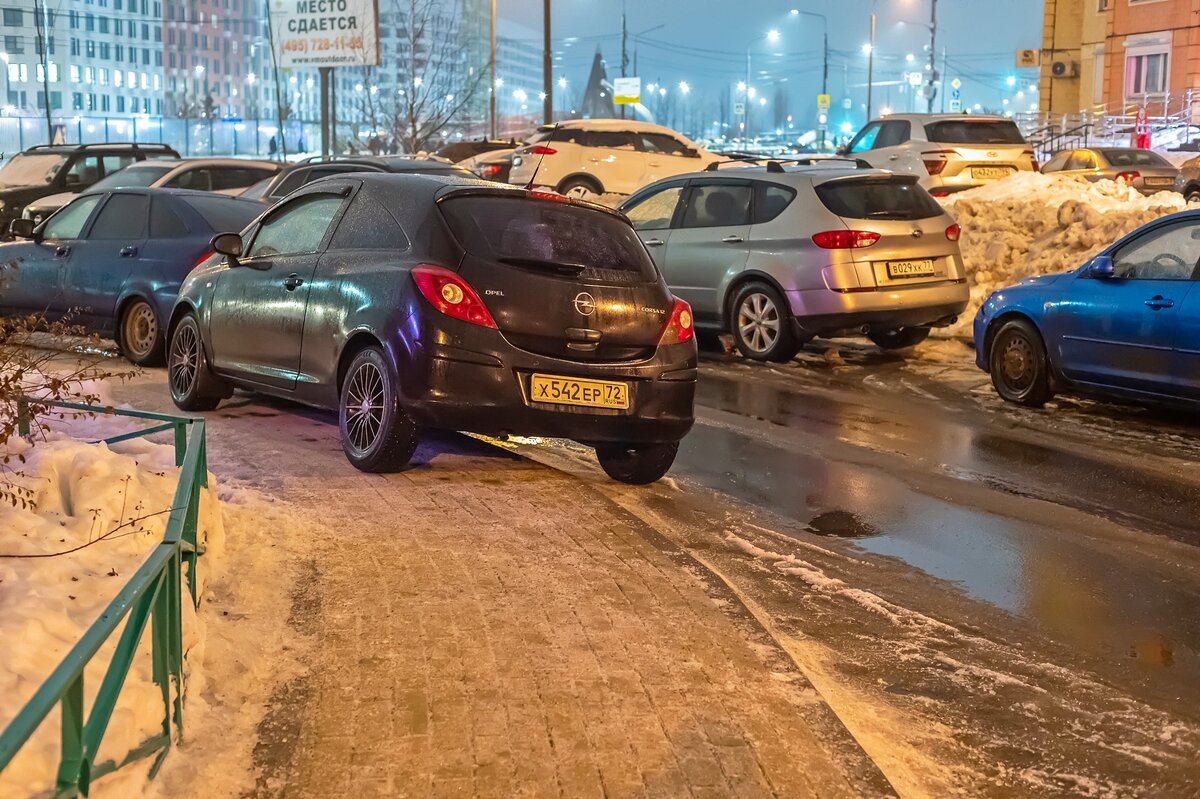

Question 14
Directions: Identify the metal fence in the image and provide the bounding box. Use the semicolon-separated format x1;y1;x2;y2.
0;400;208;798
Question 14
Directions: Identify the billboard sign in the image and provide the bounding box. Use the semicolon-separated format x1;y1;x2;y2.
271;0;380;68
614;76;641;105
1016;49;1041;68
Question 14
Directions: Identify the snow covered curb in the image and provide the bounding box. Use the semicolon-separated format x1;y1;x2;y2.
0;413;223;799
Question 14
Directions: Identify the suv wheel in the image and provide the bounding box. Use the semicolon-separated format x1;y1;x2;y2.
730;282;799;362
118;299;164;366
868;326;931;350
339;347;420;472
595;441;679;485
557;175;602;198
988;318;1053;407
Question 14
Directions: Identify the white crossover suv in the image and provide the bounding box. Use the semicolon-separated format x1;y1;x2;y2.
508;119;720;197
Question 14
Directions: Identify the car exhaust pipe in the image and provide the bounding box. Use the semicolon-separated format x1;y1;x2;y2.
930;315;958;328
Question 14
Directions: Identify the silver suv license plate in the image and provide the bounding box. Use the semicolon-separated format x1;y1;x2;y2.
887;259;936;278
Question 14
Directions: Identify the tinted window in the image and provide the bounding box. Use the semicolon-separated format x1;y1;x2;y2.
1064;151;1096;171
581;131;638;150
167;168;213;191
65;156;102;187
329;191;410;249
623;185;684;230
875;121;911;148
1111;221;1200;280
101;155;137;175
210;167;275;191
752;183;797;224
1101;149;1171;168
150;197;189;238
246;194;343;258
681;183;753;228
847;123;882;153
42;194;102;239
270;169;310;197
924;120;1025;144
182;195;261;232
1041;152;1070;172
89;162;174;189
639;133;691;155
88;193;149;238
440;196;657;283
815;177;943;221
240;177;273;201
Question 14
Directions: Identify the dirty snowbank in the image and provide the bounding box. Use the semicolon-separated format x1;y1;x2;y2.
940;172;1189;336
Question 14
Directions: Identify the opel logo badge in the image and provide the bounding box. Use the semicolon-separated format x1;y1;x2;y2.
573;292;596;316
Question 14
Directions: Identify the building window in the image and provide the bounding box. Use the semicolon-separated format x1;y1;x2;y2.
70;64;80;82
85;13;95;31
4;35;22;54
2;8;22;26
99;17;109;33
1098;0;1109;9
72;91;83;110
1126;52;1167;95
7;63;26;82
117;95;125;112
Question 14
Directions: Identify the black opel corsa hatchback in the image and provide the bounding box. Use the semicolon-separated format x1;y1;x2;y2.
167;173;697;483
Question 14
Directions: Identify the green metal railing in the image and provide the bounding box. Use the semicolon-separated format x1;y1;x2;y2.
0;399;208;797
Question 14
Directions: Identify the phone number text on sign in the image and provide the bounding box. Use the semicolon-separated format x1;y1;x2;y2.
272;0;379;68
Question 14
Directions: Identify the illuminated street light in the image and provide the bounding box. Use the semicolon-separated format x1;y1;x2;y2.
767;29;780;43
758;96;766;106
678;81;690;94
840;121;853;134
905;53;914;62
736;81;747;92
789;8;799;15
881;105;892;115
557;76;567;89
862;42;872;55
747;86;757;99
1005;75;1016;87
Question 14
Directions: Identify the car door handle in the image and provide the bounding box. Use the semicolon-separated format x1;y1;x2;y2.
721;235;745;244
647;161;661;167
54;245;70;258
120;246;138;257
588;157;600;163
643;238;665;247
888;154;900;160
1145;296;1174;309
283;273;305;291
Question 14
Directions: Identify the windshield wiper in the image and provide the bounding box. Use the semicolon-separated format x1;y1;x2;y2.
498;256;587;275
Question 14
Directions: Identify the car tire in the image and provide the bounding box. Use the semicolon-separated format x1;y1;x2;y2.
988;318;1054;407
117;298;165;366
339;347;419;473
1186;186;1200;203
557;175;602;198
730;282;799;362
168;313;227;412
868;326;931;350
595;441;679;485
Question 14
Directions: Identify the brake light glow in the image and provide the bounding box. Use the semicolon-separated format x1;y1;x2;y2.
527;189;569;202
1116;171;1140;183
811;230;881;249
921;150;954;176
945;223;961;242
476;163;503;178
412;265;497;328
658;298;695;345
194;251;214;268
529;145;557;155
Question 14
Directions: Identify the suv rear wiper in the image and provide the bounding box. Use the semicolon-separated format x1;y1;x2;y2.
498;256;587;275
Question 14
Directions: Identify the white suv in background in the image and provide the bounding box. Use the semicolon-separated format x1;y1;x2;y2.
508;119;720;196
843;114;1037;197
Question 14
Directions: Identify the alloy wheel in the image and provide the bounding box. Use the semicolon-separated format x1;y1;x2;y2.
169;322;199;397
343;361;386;456
737;292;781;354
123;302;158;359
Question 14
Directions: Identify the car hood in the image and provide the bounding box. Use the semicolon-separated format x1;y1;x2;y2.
26;191;73;210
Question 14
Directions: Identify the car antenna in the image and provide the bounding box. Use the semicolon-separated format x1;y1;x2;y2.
525;123;560;191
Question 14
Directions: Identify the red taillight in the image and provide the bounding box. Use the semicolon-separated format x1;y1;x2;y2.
412;265;497;329
527;189;569;202
923;160;948;176
1116;171;1140;183
194;251;214;268
658;298;695;345
476;163;503;178
811;230;881;249
929;189;950;198
921;149;954;176
529;145;557;155
945;223;961;241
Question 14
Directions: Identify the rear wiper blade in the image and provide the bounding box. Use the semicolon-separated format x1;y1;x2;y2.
498;256;587;275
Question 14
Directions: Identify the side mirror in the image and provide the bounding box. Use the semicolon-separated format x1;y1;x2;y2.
211;232;243;263
63;173;80;186
1088;254;1115;278
835;144;848;156
682;147;700;158
9;218;36;239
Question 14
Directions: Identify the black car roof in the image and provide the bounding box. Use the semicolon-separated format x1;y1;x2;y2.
346;172;624;219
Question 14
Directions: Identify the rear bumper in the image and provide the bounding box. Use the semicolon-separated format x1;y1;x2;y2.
787;282;969;335
395;319;697;445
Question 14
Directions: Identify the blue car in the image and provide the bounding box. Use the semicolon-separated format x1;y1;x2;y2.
0;188;261;365
974;209;1200;408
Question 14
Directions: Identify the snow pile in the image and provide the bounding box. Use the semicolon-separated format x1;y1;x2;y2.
941;172;1189;335
0;414;223;799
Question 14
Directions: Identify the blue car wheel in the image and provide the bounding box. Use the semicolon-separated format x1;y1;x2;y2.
988;318;1054;408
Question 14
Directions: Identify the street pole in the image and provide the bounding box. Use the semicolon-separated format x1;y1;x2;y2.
489;0;496;138
821;31;829;149
320;67;331;157
745;50;752;142
33;0;52;142
620;8;627;120
542;0;552;124
866;14;876;121
926;0;938;113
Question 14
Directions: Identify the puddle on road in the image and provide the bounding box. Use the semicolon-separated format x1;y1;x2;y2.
807;510;879;538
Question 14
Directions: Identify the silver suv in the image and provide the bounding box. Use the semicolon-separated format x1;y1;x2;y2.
843;114;1037;197
618;161;969;361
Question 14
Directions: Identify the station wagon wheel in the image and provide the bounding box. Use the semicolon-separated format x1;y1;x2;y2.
118;299;164;366
168;313;224;411
988;318;1053;408
730;282;799;363
338;347;419;473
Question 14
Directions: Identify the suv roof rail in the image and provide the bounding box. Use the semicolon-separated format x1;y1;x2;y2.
706;156;873;172
26;142;176;152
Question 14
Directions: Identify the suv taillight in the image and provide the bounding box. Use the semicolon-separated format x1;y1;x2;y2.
1116;171;1140;183
811;230;881;249
658;298;695;345
412;265;497;328
529;145;557;155
922;149;955;176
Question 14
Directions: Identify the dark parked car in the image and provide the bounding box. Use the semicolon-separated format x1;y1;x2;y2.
1173;154;1200;202
168;174;698;483
0;188;262;365
975;209;1200;408
437;138;521;163
0;142;179;233
240;157;474;205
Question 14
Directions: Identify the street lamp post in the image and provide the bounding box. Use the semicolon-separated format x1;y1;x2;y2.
744;30;779;142
926;0;938;113
542;0;552;124
866;15;876;121
788;10;829;147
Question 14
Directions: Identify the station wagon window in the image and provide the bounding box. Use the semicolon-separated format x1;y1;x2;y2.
1110;221;1200;280
847;123;882;153
89;193;149;238
64;155;102;187
752;183;797;224
41;194;101;239
150;197;189;237
246;194;343;258
681;183;753;228
815;177;943;221
624;185;685;230
167;167;213;191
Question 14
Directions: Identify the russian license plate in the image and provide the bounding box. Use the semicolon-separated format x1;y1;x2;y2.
972;167;1013;180
886;259;937;278
530;374;630;410
1145;177;1173;187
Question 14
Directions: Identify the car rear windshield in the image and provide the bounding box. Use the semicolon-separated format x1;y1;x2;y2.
924;120;1025;145
440;195;658;283
182;195;261;232
1100;149;1170;168
815;177;944;221
89;163;175;190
